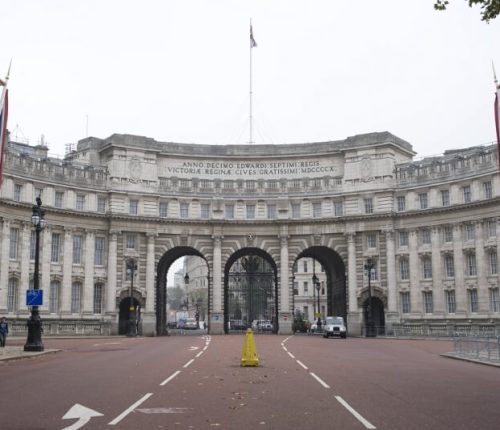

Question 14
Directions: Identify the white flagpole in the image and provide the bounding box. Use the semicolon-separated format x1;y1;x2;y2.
249;20;257;145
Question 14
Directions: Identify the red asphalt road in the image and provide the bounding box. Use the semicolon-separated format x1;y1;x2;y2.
0;335;499;430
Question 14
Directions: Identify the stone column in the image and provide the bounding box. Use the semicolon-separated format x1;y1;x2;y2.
279;235;292;334
83;230;95;314
384;230;398;333
61;228;73;314
0;220;9;312
431;227;444;315
453;224;466;316
347;233;361;335
142;232;156;336
408;230;421;316
211;235;223;333
475;221;488;313
106;231;118;314
41;227;51;311
19;223;31;315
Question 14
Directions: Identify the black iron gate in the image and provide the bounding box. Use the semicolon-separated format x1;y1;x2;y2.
226;255;277;334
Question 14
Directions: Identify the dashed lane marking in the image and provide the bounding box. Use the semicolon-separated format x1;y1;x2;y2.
287;351;295;359
309;372;331;389
108;393;153;425
183;359;195;368
335;396;376;429
296;360;308;370
196;350;204;358
160;370;181;386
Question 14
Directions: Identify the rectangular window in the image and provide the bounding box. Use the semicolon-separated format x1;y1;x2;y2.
397;196;406;212
126;234;136;250
95;237;105;266
55;191;64;208
441;190;450;207
303;260;308;272
71;282;82;313
483;181;493;199
180;202;189;219
463;185;471;203
399;258;409;280
423;291;433;314
246;180;256;190
246;204;255;219
49;281;60;313
312;202;322;218
334;201;344;216
93;284;103;314
419;193;428;209
129;199;138;215
7;279;18;312
422;257;432;279
399;231;409;247
73;235;82;265
467;254;477;276
223;180;233;190
267;204;277;220
401;292;411;314
76;194;85;211
9;228;19;259
366;233;377;248
446;290;456;314
201;203;210;219
490;288;500;313
490;251;498;275
225;204;234;219
97;196;106;213
364;198;373;214
421;229;431;245
51;233;61;263
443;226;453;243
487;220;497;238
14;184;22;202
465;224;475;241
469;289;479;313
159;202;168;218
445;255;455;278
30;230;36;260
291;203;301;218
303;281;308;293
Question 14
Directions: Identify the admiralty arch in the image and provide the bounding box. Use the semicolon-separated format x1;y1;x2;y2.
1;131;500;337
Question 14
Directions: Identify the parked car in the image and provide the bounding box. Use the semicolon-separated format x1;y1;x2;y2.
229;319;247;330
255;320;273;331
184;318;198;329
323;316;347;338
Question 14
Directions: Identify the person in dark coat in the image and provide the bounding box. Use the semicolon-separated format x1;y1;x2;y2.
0;317;9;347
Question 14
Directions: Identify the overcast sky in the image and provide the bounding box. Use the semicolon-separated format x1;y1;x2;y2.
1;0;499;159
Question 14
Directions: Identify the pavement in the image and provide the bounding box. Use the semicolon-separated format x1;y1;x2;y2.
0;345;60;361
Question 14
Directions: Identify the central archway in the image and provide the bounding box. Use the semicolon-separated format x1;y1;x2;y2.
224;248;278;334
156;247;210;335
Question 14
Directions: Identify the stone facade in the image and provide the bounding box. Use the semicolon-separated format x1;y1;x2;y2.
0;132;499;336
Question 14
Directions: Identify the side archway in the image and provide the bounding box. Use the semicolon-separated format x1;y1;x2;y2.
156;247;210;335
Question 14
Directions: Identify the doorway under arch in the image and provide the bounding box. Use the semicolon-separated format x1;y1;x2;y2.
224;248;278;334
363;296;385;335
118;296;141;335
156;246;210;335
294;246;347;321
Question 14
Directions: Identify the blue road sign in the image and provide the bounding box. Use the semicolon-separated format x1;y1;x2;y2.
26;289;43;306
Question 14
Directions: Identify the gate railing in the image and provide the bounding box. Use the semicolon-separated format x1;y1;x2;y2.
453;336;500;363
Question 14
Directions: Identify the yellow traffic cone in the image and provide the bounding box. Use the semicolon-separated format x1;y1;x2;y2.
241;328;259;367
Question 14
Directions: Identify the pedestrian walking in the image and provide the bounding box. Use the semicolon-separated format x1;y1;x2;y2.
0;317;9;347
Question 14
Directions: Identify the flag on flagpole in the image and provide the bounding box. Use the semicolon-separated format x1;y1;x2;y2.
495;86;500;170
250;24;257;48
0;87;9;186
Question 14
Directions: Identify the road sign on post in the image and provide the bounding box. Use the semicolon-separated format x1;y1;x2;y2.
26;289;43;306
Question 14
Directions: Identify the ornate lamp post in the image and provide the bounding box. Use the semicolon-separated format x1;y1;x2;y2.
312;262;322;332
364;258;376;337
24;197;46;352
126;259;137;337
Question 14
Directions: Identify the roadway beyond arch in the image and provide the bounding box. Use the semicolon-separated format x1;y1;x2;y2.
156;247;210;336
224;248;278;334
295;246;347;322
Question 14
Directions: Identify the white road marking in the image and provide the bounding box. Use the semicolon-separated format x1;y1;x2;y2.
287;351;295;359
203;345;209;351
189;346;199;351
108;393;153;425
92;342;122;347
309;372;331;389
335;396;376;429
283;346;288;352
183;358;195;368
160;370;181;386
296;360;308;370
136;407;190;414
62;403;103;430
196;350;204;358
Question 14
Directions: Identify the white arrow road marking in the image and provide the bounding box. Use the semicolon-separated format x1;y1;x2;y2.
189;346;199;351
61;403;103;430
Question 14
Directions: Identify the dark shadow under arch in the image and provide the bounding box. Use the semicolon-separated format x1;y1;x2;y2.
295;246;347;321
156;246;209;335
223;247;278;334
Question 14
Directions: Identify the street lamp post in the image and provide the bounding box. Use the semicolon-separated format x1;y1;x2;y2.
364;258;376;337
312;263;322;332
24;197;46;352
126;259;138;337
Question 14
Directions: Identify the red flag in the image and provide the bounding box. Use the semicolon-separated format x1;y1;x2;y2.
0;88;8;186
